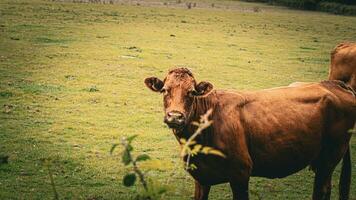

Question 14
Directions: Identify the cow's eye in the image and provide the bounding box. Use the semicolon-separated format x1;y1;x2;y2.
188;90;197;97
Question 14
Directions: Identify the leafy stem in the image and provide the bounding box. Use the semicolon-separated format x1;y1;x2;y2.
179;109;225;171
111;135;151;192
121;137;148;191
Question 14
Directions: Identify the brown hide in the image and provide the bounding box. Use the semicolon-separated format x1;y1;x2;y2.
329;42;356;90
145;68;355;200
188;81;354;180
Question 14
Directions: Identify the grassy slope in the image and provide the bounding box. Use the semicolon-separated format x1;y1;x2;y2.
0;0;355;199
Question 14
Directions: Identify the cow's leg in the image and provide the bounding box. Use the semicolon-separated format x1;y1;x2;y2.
194;181;210;200
313;168;333;200
228;152;252;200
312;142;350;200
230;181;249;200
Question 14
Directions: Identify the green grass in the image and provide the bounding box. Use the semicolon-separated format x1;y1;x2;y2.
0;0;355;199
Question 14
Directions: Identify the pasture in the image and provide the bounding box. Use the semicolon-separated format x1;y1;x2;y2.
0;0;355;199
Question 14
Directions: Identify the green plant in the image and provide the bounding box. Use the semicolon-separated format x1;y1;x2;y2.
179;109;225;170
111;135;149;189
111;135;167;200
87;85;99;92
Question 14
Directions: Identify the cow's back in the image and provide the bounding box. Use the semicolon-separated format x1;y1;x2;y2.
329;42;356;90
238;82;355;178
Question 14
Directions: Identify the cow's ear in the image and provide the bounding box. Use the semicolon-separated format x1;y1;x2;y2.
194;81;213;96
144;77;164;92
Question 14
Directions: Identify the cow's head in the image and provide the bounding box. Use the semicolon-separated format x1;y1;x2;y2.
145;68;213;129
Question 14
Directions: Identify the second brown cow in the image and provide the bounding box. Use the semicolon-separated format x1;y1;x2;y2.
329;42;356;90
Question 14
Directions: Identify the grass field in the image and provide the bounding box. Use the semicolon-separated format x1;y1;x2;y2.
0;0;356;199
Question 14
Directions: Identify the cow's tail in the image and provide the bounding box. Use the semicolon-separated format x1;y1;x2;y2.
339;146;351;200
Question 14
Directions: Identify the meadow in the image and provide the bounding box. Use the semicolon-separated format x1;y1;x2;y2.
0;0;356;199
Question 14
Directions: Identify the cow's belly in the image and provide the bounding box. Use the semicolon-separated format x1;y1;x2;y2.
187;155;229;185
250;129;322;178
244;100;325;178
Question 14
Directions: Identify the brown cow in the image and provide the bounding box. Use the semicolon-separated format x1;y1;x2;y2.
144;68;355;200
329;42;356;90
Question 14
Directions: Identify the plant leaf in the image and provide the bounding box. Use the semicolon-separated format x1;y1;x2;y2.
187;140;196;146
123;173;136;187
126;135;138;143
208;149;226;158
110;144;119;155
191;121;200;127
135;154;150;162
122;150;131;165
179;138;186;144
189;163;197;170
201;147;212;154
191;144;202;156
127;144;133;152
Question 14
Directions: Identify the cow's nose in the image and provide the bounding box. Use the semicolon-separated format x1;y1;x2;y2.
167;111;184;119
164;111;185;128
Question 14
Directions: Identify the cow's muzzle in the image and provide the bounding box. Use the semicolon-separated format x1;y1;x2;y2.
164;111;185;129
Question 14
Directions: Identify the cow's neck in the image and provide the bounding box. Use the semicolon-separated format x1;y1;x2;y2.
173;92;216;145
191;94;216;121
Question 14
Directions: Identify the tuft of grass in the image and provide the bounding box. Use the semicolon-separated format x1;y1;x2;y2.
34;37;71;45
17;82;63;94
0;91;13;98
86;86;99;92
299;46;317;50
